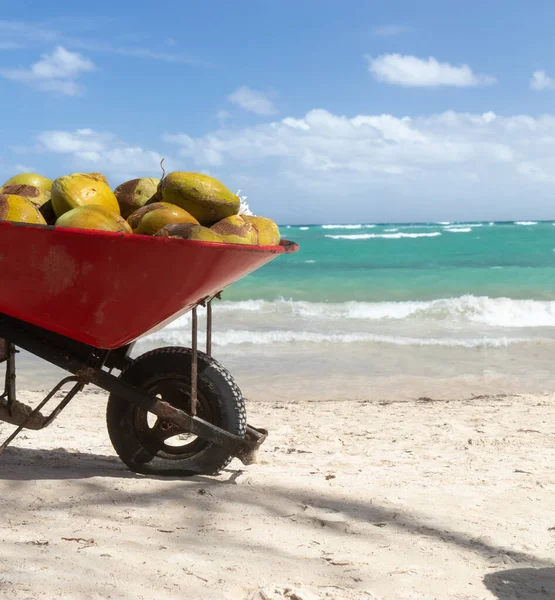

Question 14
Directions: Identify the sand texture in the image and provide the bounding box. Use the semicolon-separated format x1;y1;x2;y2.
1;386;554;599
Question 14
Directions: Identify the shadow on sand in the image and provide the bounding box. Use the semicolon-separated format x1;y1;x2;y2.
484;568;555;599
1;445;554;578
0;446;140;480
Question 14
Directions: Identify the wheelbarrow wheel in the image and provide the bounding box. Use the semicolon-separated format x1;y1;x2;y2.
106;346;246;476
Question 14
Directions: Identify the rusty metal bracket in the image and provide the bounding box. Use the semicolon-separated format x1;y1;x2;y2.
0;376;85;454
190;291;222;414
190;306;198;416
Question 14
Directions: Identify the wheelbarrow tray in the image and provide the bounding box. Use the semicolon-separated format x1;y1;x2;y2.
0;221;296;349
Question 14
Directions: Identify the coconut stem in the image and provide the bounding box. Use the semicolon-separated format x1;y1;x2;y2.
159;158;166;181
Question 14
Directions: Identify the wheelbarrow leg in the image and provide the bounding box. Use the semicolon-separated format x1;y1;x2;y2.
190;298;214;416
191;306;198;416
206;299;213;357
0;343;17;416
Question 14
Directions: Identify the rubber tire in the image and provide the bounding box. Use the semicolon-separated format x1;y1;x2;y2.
106;346;246;476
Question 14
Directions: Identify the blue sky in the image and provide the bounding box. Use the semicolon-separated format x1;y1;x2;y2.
2;1;555;223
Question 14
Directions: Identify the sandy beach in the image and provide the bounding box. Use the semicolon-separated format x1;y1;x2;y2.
1;374;554;600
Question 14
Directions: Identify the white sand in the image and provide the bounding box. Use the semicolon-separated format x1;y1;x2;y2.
1;384;555;599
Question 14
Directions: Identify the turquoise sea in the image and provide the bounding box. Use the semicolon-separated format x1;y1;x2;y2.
229;220;555;303
138;220;555;353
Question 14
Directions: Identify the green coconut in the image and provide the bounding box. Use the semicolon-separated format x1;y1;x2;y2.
55;205;132;233
2;173;53;192
243;215;280;245
0;194;47;225
155;222;224;243
115;178;160;218
0;184;50;208
158;172;240;226
210;215;258;245
51;173;120;218
128;202;199;235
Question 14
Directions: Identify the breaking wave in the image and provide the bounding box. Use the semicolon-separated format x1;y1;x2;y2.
177;296;555;328
145;328;528;348
153;297;555;331
321;224;376;229
326;232;441;240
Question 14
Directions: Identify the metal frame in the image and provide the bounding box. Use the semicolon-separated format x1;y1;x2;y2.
0;298;267;464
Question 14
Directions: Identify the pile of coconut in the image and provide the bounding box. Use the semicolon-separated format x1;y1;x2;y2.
0;170;280;246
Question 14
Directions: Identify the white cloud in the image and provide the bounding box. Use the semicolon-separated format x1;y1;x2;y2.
38;129;106;153
27;108;555;221
160;108;555;221
164;109;521;176
366;54;496;87
228;86;278;115
37;129;172;183
1;46;95;95
530;70;555;91
14;163;34;172
372;25;410;37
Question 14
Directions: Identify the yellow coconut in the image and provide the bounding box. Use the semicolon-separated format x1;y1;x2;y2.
128;202;199;235
115;178;160;218
82;173;110;185
2;173;53;192
0;194;47;225
210;215;258;245
158;172;240;226
243;215;280;245
51;173;120;218
0;184;50;208
55;205;132;233
155;223;224;243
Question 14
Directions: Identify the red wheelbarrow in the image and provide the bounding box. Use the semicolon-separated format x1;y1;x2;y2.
0;220;298;476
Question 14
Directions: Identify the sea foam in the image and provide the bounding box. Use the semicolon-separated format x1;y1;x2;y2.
326;232;441;240
208;296;555;328
144;328;528;348
321;224;376;229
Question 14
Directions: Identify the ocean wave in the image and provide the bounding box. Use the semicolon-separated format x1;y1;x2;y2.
145;328;528;348
210;296;555;328
445;227;471;233
515;221;538;225
436;221;451;225
384;228;399;232
326;232;441;240
444;223;483;228
395;224;441;229
299;226;309;230
321;224;375;229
